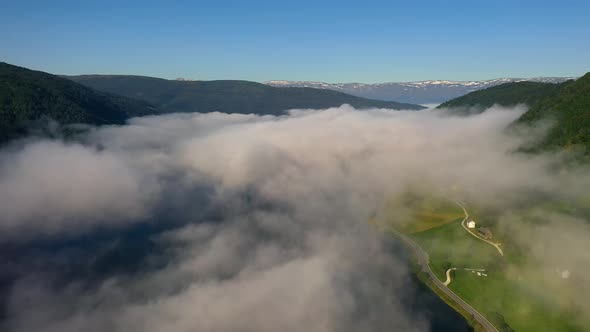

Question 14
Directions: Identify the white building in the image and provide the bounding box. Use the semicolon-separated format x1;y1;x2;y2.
467;220;476;229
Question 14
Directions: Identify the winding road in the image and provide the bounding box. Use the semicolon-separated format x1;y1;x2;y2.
390;228;499;332
454;200;504;256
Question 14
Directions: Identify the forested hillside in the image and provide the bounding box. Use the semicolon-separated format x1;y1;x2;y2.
516;73;590;152
438;73;590;153
0;62;158;143
437;81;567;112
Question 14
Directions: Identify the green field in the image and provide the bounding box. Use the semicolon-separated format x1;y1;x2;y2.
383;196;587;332
411;220;581;331
450;269;580;332
411;220;499;280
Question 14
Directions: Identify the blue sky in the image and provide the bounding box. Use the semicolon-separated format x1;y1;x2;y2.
1;0;588;82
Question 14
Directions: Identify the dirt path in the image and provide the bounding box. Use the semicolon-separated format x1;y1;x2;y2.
444;268;456;286
454;200;504;256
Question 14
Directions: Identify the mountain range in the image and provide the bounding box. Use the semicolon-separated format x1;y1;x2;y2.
66;75;424;115
265;77;575;104
3;60;589;154
0;62;424;144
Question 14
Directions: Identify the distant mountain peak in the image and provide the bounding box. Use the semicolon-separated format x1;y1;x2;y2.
264;77;576;104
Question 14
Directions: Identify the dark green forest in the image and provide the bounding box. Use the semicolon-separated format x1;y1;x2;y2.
438;73;590;153
436;81;567;112
516;73;590;153
0;62;159;143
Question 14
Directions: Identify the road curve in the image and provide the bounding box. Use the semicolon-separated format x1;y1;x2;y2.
389;229;499;332
454;200;504;256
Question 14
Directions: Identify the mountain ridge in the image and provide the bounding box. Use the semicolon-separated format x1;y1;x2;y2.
66;75;425;114
433;72;590;153
435;81;568;111
0;62;426;144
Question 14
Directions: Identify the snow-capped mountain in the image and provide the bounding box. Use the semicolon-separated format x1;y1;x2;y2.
265;77;575;105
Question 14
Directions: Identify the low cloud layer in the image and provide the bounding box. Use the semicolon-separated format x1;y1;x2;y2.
1;105;589;331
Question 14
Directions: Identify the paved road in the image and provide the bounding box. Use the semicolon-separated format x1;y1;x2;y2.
389;229;499;332
454;200;504;256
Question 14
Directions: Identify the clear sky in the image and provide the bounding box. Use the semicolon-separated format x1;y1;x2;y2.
1;0;588;83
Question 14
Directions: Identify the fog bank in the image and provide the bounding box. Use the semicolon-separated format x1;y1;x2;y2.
1;104;589;331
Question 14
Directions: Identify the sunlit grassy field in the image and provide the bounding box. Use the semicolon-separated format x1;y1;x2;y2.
411;221;499;280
